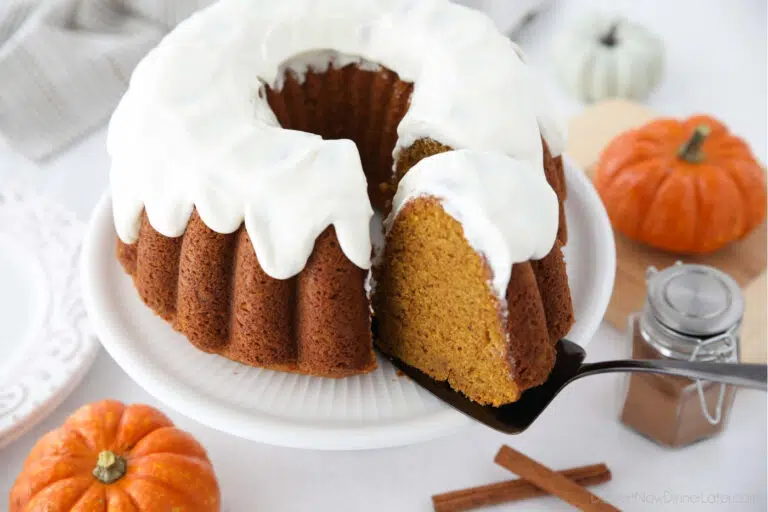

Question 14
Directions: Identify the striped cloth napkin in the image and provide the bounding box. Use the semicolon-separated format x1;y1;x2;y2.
0;0;544;162
0;0;213;161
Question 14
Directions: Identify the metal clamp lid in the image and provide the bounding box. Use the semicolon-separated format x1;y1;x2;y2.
645;262;744;338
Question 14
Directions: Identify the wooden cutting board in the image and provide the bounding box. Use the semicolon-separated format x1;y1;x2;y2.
566;99;767;363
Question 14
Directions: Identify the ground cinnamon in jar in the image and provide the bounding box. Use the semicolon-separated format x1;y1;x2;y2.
619;263;743;448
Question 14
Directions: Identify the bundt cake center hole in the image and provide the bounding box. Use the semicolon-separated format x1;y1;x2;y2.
262;51;414;211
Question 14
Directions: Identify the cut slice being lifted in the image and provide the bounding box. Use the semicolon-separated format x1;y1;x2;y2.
372;150;573;406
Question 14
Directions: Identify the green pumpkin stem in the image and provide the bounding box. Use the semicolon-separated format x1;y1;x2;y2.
92;450;127;484
678;124;711;163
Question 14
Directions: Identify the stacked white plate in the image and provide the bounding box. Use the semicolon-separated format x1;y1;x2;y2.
0;182;99;449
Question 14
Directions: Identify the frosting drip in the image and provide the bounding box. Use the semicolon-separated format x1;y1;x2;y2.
387;150;560;298
108;0;566;280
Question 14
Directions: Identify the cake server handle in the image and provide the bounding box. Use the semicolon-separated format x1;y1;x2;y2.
573;359;767;390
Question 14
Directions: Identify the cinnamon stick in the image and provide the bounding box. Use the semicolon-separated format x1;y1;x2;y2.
495;445;619;511
432;463;612;512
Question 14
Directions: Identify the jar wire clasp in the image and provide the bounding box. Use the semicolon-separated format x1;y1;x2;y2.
689;326;739;425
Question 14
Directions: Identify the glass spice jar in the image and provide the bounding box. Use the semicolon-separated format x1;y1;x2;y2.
619;262;743;448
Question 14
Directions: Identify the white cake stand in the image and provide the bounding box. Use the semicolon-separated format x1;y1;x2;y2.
80;158;615;451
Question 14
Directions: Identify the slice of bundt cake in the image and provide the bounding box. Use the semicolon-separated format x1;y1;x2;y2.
372;150;573;406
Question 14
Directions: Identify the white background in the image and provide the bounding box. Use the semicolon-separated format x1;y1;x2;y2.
1;0;766;510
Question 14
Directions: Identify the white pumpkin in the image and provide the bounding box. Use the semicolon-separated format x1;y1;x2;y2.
552;14;664;103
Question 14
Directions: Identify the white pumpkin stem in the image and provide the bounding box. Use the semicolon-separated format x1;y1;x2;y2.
600;23;619;47
678;124;711;163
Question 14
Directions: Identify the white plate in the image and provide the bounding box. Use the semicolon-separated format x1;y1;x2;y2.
81;158;615;451
0;182;99;449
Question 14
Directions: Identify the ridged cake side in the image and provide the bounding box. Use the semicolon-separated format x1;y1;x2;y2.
544;142;568;245
117;213;376;377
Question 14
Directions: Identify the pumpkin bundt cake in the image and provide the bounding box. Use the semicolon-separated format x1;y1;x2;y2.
107;0;574;402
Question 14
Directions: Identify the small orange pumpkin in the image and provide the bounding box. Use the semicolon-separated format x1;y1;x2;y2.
9;399;221;512
594;114;767;254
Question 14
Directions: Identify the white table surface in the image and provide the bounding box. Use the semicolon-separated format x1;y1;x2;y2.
1;0;766;510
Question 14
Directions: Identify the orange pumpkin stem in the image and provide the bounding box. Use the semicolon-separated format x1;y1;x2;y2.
678;124;711;163
92;450;127;484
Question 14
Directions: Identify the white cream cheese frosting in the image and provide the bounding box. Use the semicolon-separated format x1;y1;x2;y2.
386;149;560;298
107;0;566;281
